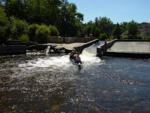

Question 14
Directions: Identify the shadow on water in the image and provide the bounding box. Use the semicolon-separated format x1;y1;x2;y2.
0;41;150;113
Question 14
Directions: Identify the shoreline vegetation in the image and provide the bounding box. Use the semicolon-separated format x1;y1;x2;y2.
0;0;150;45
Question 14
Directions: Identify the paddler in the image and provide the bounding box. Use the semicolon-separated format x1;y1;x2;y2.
74;52;82;64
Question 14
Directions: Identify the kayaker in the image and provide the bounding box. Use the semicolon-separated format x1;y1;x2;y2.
69;50;76;60
74;53;82;64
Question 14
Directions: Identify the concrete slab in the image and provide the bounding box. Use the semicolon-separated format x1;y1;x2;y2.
43;39;99;51
107;42;150;54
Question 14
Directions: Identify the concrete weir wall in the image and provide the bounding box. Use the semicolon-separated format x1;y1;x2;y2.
0;45;27;56
0;37;97;56
0;41;28;56
47;36;96;43
28;39;99;54
97;40;117;57
75;39;99;53
97;39;150;58
0;39;99;56
39;39;99;54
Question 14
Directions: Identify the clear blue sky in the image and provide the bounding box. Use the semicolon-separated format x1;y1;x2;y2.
69;0;150;23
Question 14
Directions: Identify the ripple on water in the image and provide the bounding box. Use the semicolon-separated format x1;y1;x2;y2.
1;42;150;112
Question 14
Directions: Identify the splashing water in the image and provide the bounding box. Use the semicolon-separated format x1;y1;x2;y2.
19;55;70;69
19;46;101;71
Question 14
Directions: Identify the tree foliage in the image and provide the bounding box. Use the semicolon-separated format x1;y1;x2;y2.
113;23;122;39
20;34;29;42
83;17;113;38
5;0;83;37
98;17;113;37
0;0;146;44
28;24;39;41
127;20;138;39
10;17;28;40
0;7;10;44
35;24;50;43
100;33;107;40
59;0;83;36
49;25;59;36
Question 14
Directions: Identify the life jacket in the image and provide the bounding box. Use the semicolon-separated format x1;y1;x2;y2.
75;55;82;63
70;53;75;59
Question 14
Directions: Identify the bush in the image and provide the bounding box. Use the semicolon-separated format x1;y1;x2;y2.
145;35;150;40
122;35;128;39
49;25;59;36
100;33;107;40
10;17;28;40
28;24;39;41
136;34;143;39
35;24;50;43
19;34;29;42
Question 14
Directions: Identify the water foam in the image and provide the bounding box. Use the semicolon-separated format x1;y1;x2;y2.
81;50;101;64
19;52;101;70
19;45;102;71
19;55;71;69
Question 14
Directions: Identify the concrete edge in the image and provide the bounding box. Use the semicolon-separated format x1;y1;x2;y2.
105;52;150;59
74;39;99;53
97;39;150;58
97;39;117;57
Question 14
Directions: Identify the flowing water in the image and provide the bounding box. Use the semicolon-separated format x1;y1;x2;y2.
0;42;150;113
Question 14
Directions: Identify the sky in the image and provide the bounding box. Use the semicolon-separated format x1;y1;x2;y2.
69;0;150;23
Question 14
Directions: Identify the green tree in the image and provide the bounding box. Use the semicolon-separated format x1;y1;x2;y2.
59;0;83;36
93;17;101;37
28;24;39;41
5;0;25;19
83;21;94;36
5;0;84;37
98;17;113;38
120;22;128;33
83;17;113;38
49;25;59;36
136;34;143;39
145;35;150;40
93;27;100;37
113;23;122;39
0;7;10;44
5;0;62;25
100;33;107;40
10;17;28;40
35;24;50;43
42;0;61;25
127;20;138;39
20;34;29;42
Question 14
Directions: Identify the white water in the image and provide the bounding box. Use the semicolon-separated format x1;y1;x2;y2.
19;49;101;71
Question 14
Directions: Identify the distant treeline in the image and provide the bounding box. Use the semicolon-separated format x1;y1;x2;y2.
0;0;149;44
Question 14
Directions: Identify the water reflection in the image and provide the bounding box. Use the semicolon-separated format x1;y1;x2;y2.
0;42;150;113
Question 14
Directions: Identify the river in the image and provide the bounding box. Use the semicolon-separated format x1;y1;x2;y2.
0;42;150;113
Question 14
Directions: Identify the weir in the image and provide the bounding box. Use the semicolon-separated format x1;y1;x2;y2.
97;39;150;58
29;39;99;54
0;39;99;56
